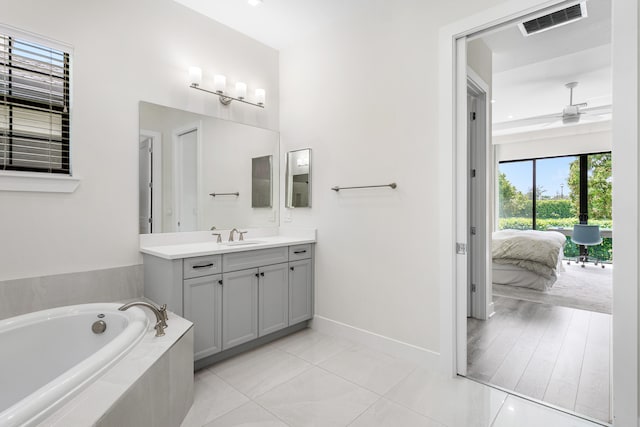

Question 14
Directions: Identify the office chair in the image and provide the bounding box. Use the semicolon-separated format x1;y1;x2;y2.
568;224;604;268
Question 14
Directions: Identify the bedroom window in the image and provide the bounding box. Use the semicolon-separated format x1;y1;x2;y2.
0;32;71;174
498;152;612;261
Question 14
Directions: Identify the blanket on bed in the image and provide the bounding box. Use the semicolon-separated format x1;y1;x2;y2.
492;230;566;279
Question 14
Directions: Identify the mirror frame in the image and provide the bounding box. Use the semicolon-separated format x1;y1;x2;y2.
285;148;312;208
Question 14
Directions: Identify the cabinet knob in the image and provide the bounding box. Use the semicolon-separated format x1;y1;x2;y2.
218;280;223;285
260;272;265;277
290;267;294;271
255;273;259;278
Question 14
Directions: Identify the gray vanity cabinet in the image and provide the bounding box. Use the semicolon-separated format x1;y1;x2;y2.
258;262;290;336
143;242;314;367
221;269;259;349
289;246;313;324
183;274;222;360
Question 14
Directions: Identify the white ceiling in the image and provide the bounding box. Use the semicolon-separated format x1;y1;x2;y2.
479;0;612;133
173;0;373;50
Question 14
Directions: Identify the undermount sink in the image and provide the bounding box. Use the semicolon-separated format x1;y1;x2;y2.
222;240;265;246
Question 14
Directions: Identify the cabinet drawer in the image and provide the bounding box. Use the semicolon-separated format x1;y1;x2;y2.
184;255;222;279
223;246;289;272
289;244;312;261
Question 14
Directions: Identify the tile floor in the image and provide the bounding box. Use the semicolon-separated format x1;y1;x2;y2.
181;328;606;427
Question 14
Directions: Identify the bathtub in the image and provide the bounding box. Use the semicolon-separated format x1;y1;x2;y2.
0;303;149;427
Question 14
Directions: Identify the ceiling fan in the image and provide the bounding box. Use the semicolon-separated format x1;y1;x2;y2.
493;81;612;133
561;82;587;124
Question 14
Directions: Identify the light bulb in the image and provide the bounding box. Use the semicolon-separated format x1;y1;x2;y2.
214;75;226;93
236;82;247;100
188;67;202;87
255;88;266;105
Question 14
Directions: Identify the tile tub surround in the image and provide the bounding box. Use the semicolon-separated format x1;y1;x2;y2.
40;308;194;427
181;328;604;427
0;265;143;320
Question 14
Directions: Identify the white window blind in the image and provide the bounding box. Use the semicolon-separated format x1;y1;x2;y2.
0;32;70;174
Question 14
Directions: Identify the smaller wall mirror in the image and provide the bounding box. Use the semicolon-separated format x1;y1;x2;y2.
252;155;272;208
286;148;311;208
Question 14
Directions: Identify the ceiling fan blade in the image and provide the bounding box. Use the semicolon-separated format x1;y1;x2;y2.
493;113;563;131
581;104;612;115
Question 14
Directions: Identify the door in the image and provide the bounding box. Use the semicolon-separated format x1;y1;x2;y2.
289;259;312;324
175;128;198;232
258;263;289;336
184;274;223;360
139;137;152;234
222;269;259;349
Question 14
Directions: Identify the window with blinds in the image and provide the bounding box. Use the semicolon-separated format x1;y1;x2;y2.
0;33;70;174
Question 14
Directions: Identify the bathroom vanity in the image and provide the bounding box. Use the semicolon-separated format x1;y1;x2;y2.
140;234;314;369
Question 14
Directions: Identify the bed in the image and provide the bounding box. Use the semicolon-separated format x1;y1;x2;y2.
492;229;566;291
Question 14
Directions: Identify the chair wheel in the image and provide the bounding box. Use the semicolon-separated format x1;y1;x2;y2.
602;265;605;269
581;265;585;268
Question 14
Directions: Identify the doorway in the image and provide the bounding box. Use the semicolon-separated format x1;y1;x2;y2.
173;125;200;232
439;0;638;425
139;129;162;234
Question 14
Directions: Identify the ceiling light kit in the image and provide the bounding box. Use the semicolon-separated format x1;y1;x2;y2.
247;0;263;7
188;66;265;108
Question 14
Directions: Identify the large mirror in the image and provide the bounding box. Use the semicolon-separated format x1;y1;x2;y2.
285;148;311;208
139;101;279;233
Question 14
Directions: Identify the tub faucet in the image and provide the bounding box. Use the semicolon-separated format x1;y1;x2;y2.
228;228;239;242
119;301;168;337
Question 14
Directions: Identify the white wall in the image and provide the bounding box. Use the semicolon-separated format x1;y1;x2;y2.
279;0;504;351
0;0;278;281
495;122;612;161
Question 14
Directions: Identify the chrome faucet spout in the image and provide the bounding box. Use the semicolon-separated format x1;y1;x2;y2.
228;228;239;242
119;301;168;337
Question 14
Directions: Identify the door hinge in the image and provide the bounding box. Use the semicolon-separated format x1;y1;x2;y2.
471;169;476;178
148;218;152;224
470;112;476;121
456;243;467;255
149;182;153;189
471;227;476;235
471;283;477;292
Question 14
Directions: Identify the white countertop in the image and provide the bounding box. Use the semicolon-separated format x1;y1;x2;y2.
140;228;316;260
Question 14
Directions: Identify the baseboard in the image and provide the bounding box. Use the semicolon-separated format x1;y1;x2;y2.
310;315;440;367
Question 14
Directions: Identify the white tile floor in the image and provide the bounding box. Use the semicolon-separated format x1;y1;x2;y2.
181;328;606;427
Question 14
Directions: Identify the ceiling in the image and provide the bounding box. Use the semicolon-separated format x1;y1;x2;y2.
173;0;374;50
479;0;612;134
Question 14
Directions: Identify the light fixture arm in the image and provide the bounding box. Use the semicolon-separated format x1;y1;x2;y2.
190;84;264;108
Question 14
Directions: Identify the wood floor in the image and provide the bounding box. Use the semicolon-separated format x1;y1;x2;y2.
467;296;611;424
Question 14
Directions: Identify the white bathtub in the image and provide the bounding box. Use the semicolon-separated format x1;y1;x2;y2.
0;303;149;427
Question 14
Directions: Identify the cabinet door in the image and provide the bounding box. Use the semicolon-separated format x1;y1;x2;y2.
183;274;222;360
258;263;289;336
222;269;259;350
289;259;313;324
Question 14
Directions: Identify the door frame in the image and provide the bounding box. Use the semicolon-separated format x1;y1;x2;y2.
467;68;493;323
140;129;162;233
438;0;638;425
172;122;202;232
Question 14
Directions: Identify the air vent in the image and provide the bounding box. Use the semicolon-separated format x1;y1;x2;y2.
518;2;587;36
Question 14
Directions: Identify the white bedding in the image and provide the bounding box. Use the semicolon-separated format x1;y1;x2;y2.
492;229;566;291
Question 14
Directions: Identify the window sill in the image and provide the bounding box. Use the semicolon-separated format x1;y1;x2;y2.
0;171;80;193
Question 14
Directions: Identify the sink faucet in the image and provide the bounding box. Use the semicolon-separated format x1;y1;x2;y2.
119;301;169;337
228;228;239;242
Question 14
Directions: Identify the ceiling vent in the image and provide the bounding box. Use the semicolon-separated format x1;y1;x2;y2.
518;2;587;37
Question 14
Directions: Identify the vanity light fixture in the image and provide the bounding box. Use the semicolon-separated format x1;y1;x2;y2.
188;67;265;108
